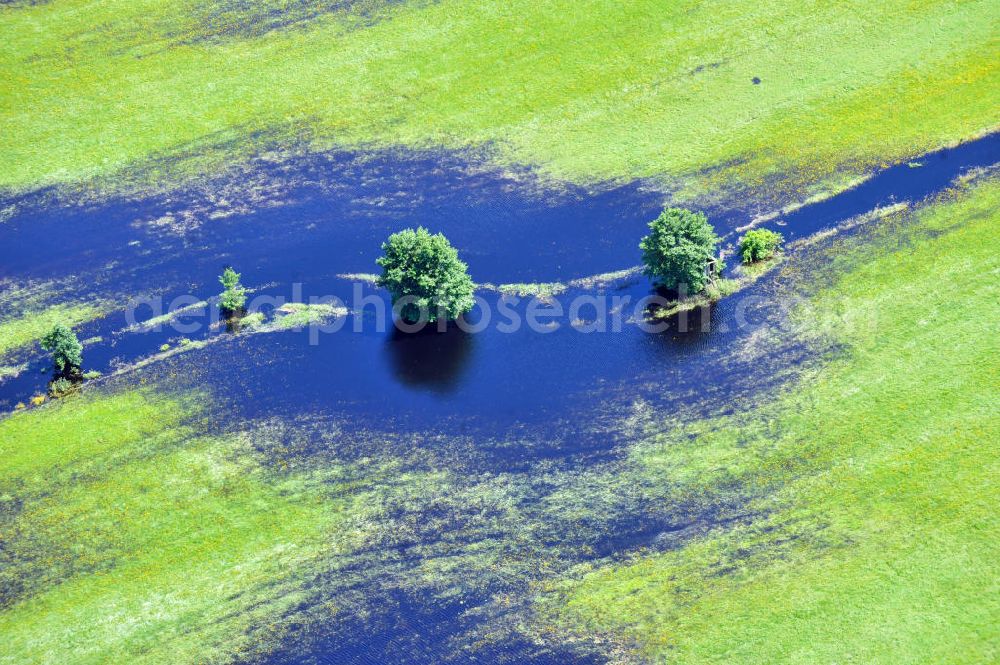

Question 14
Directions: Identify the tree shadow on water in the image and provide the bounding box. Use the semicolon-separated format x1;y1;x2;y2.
386;324;475;395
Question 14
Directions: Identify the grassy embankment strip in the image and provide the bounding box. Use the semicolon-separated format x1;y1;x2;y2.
0;281;117;363
0;304;104;361
542;177;1000;662
1;0;996;198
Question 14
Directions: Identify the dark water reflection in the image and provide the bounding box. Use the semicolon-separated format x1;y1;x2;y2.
386;325;476;394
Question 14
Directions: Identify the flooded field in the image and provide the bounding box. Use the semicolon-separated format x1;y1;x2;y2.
1;132;996;663
1;134;996;431
2;1;997;662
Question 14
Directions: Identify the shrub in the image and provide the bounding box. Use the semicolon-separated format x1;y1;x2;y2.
48;376;76;397
739;228;784;263
219;267;247;313
82;370;101;380
640;208;720;293
376;227;475;323
40;323;83;374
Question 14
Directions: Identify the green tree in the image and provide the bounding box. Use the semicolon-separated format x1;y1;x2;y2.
739;228;784;263
40;323;83;374
376;227;475;323
640;208;720;293
219;266;247;313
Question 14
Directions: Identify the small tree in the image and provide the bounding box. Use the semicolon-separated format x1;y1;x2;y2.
739;228;783;263
376;227;475;323
40;323;83;375
219;266;247;313
640;208;720;293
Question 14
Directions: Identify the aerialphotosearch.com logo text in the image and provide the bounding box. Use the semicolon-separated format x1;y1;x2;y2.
125;281;848;344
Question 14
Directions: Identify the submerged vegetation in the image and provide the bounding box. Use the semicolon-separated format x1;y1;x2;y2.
0;388;441;664
272;302;348;329
491;282;569;299
644;277;741;321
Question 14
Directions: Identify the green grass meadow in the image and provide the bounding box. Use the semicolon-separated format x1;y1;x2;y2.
542;176;1000;663
2;0;997;199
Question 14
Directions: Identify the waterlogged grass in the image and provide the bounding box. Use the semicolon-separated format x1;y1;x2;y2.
1;0;996;197
540;178;1000;661
0;303;104;361
0;280;116;361
272;302;349;328
645;276;742;321
490;282;568;299
0;363;26;380
127;299;209;332
0;388;445;664
239;310;267;329
645;253;784;321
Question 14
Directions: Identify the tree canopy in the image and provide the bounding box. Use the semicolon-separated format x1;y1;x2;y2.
40;323;83;374
219;267;247;313
376;227;475;323
640;208;719;293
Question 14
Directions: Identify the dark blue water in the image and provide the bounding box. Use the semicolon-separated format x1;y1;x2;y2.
2;135;997;432
0;133;996;664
